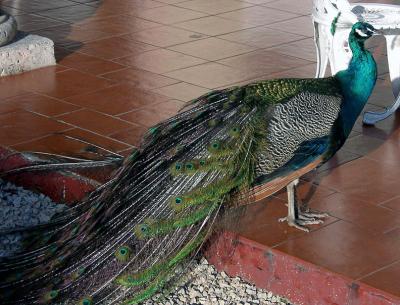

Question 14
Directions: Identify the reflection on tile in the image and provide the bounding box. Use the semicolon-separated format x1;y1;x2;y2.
164;62;256;89
130;5;207;24
151;82;209;101
266;15;315;37
218;6;299;26
175;16;254;36
218;26;305;48
101;68;179;90
114;49;206;74
122;26;208;48
168;37;256;61
176;0;252;14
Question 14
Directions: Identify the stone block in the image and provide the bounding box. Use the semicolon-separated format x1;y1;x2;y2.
0;33;56;76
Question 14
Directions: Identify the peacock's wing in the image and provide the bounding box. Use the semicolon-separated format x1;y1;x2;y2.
253;81;345;187
0;85;274;305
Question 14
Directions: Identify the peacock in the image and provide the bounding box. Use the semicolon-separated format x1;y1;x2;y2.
0;21;377;305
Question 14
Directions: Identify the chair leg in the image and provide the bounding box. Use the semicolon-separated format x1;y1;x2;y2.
363;35;400;125
313;22;329;78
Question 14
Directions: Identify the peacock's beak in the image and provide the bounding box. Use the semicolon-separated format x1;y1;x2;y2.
372;28;383;35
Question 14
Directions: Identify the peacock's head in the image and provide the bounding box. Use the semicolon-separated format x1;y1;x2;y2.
351;22;376;42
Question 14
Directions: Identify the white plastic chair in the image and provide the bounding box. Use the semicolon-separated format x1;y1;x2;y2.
312;0;400;125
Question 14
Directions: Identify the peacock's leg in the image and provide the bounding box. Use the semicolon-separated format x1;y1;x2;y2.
279;179;328;232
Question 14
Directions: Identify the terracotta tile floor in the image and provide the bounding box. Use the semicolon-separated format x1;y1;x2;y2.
1;0;400;300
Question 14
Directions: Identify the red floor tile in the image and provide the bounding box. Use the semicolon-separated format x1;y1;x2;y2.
114;49;206;74
0;93;80;117
316;157;400;205
218;6;299;26
168;37;256;61
14;14;68;32
269;38;317;62
64;84;169;115
78;37;157;60
151;82;209;101
275;220;400;279
118;108;173;127
381;196;400;212
218;26;305;49
2;0;77;13
130;5;207;24
236;197;339;248
218;49;313;77
0;111;71;146
175;16;255;36
121;26;209;48
164;62;257;89
63;128;131;153
12;132;129;159
34;24;113;48
17;68;115;99
58;109;134;135
58;52;125;75
360;261;400;297
101;68;179;90
310;193;400;234
109;126;148;147
76;15;160;35
266;15;315;37
263;0;314;15
176;0;253;14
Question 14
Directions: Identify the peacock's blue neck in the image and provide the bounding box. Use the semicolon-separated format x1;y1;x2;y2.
334;35;377;137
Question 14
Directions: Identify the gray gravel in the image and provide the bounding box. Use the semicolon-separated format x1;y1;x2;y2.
143;258;293;305
0;179;67;257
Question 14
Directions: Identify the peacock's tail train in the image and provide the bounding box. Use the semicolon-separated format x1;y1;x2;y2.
0;85;273;305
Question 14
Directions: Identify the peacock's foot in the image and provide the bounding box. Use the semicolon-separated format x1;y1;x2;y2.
279;209;329;232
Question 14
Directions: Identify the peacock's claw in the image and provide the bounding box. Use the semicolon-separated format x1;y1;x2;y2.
279;216;311;232
299;208;329;219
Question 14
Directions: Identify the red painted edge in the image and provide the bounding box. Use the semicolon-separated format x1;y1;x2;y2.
0;147;97;205
205;231;400;305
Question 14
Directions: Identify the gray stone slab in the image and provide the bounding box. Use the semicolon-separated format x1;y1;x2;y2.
0;33;56;76
0;14;17;47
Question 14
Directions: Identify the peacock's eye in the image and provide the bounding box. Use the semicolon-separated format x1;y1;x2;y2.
49;290;58;299
140;225;148;232
186;163;193;170
175;197;183;204
199;160;205;166
212;143;219;148
175;163;182;170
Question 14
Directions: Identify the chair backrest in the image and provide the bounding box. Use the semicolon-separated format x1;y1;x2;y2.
312;0;357;26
